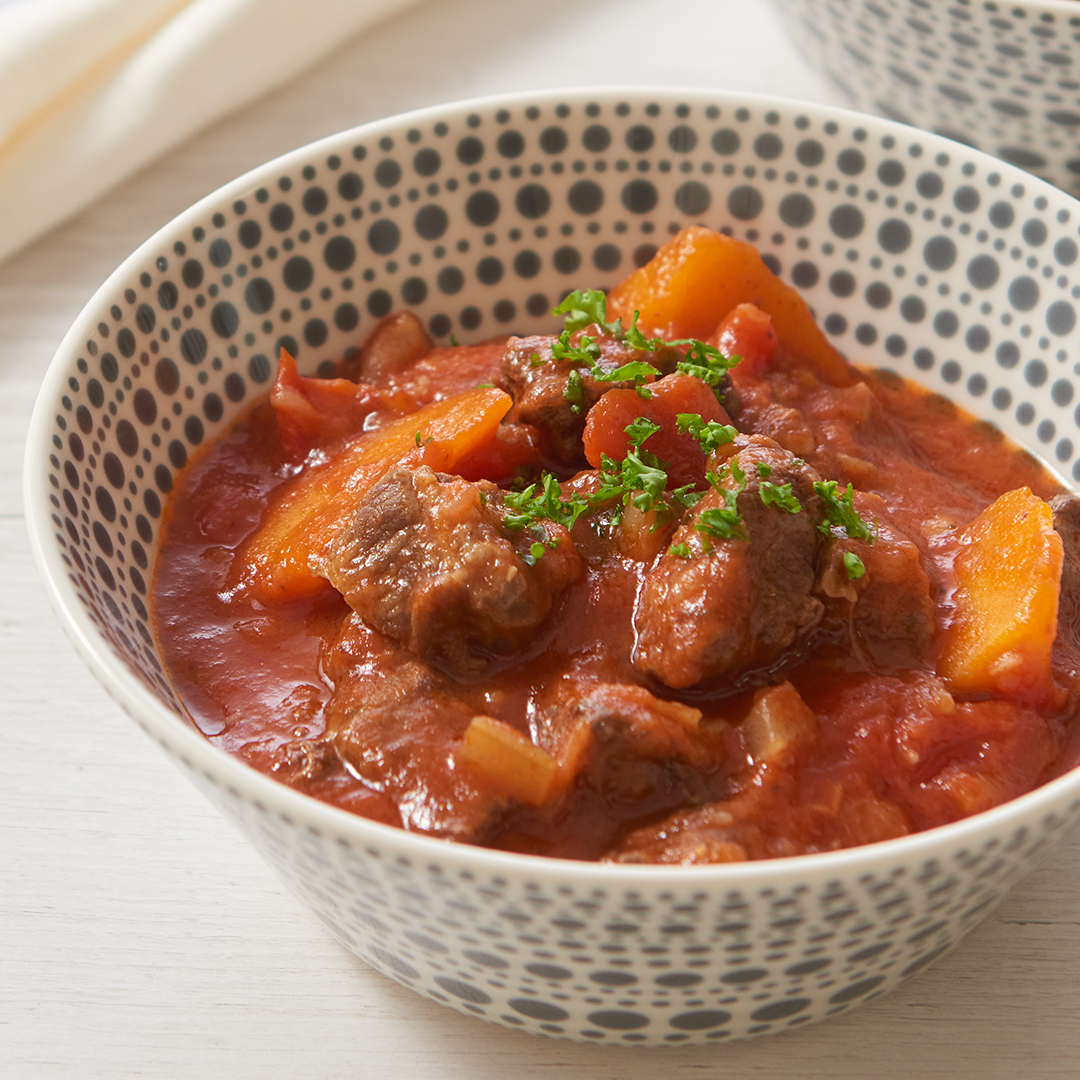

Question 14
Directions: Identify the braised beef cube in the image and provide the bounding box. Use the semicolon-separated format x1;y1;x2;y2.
323;615;505;840
817;494;936;670
499;333;682;465
314;465;581;677
1051;493;1080;645
532;681;722;815
633;436;825;688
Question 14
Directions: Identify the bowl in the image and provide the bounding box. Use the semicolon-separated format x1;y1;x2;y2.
25;87;1080;1046
771;0;1080;195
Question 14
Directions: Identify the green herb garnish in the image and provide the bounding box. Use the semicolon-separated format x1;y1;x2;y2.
843;551;866;580
759;480;802;514
676;412;738;453
553;289;624;336
551;329;603;367
694;462;747;542
813;480;875;541
503;473;590;534
564;368;586;415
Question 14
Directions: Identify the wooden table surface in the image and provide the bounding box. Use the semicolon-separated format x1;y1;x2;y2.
3;1;1078;1076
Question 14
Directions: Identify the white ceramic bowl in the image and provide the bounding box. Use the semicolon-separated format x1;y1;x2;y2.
772;0;1080;194
25;88;1080;1046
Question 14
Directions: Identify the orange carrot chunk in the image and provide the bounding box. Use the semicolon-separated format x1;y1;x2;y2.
606;226;854;387
939;487;1062;706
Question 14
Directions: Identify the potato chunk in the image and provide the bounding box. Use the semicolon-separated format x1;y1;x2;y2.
939;487;1062;704
605;226;854;387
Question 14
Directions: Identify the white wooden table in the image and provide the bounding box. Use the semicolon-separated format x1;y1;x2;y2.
3;1;1078;1076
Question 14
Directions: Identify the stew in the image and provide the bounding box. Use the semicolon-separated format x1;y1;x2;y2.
153;226;1080;863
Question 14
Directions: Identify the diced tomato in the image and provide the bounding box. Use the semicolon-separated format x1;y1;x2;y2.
710;303;778;383
270;349;414;460
582;374;729;489
383;340;509;404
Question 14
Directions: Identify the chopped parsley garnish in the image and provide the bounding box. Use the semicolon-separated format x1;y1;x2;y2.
503;473;590;534
551;329;602;367
669;542;692;558
676;412;738;453
695;463;747;542
592;359;661;386
674;339;741;399
696;501;746;542
595;449;668;522
622;311;667;352
563;368;586;415
813;480;876;542
549;296;739;405
625;416;661;446
759;480;802;514
553;289;623;336
843;551;866;580
756;462;772;478
669;484;705;511
593;417;670;523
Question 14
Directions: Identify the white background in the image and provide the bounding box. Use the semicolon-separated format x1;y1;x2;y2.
3;1;1079;1076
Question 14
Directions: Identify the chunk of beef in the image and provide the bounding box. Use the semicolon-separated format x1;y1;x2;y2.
633;436;825;688
314;465;581;677
323;615;506;840
816;493;936;670
530;681;724;839
499;333;684;465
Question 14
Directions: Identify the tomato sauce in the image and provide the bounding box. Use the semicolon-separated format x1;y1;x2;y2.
153;356;1080;861
152;227;1080;863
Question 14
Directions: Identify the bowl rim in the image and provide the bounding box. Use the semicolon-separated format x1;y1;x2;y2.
25;85;1080;888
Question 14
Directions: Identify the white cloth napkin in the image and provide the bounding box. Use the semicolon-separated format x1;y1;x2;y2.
0;0;421;264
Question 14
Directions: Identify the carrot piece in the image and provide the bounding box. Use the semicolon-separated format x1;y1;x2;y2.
582;373;728;489
238;387;513;602
606;226;854;386
939;487;1063;705
458;716;559;806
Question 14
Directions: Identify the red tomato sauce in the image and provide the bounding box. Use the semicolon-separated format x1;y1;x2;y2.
153;351;1080;862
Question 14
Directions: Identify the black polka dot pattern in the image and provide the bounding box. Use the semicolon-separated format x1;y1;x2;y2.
28;89;1080;1047
775;0;1080;195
